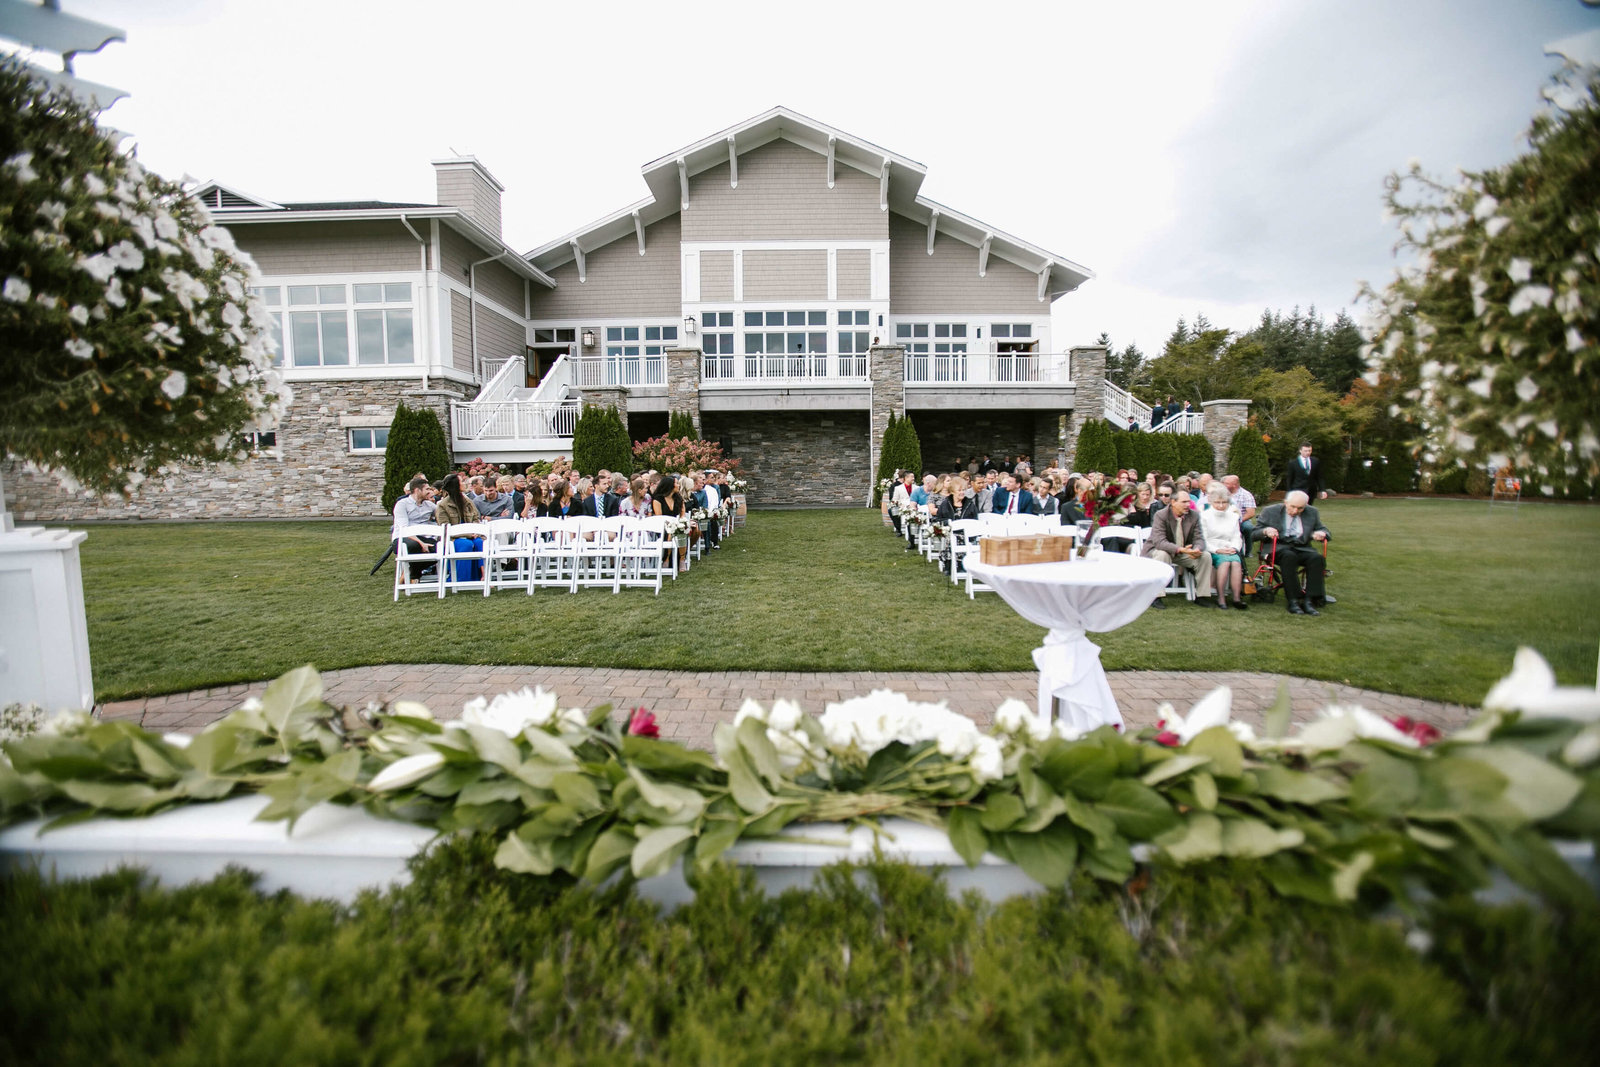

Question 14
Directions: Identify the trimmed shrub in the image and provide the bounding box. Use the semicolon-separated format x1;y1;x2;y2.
1074;418;1121;475
1430;467;1469;495
1147;433;1182;479
873;412;899;506
1344;451;1368;493
1380;442;1416;494
899;413;923;482
381;403;450;513
666;410;699;440
572;404;632;475
1175;433;1214;476
1227;425;1271;504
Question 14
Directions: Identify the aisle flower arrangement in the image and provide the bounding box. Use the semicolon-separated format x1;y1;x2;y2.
1;650;1596;908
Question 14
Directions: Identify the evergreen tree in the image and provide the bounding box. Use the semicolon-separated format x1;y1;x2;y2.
899;413;923;481
1176;433;1214;475
1227;425;1271;504
381;403;449;512
1344;451;1367;493
1380;441;1416;494
1149;433;1182;478
1073;418;1120;475
666;410;699;440
873;412;899;505
573;403;632;475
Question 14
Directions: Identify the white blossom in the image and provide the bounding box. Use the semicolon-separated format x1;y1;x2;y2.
160;370;188;399
4;150;38;182
78;254;117;283
368;751;445;791
1515;376;1540;402
1556;288;1583;317
1508;285;1553;315
454;685;560;736
154;213;181;242
2;277;31;303
103;280;126;308
67;304;88;325
969;736;1004;784
147;321;181;345
64;338;93;360
1483;647;1600;721
1507;257;1533;282
1568;327;1587;352
1485;216;1511;238
82;172;107;196
36;199;66;227
106;240;145;273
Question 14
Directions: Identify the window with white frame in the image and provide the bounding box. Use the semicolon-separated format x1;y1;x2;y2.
250;286;284;366
277;281;416;368
837;309;871;376
898;322;969;381
604;324;678;385
991;322;1037;351
348;427;388;453
700;312;735;355
744;310;827;377
236;429;277;452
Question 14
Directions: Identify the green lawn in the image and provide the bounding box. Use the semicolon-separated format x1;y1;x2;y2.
78;499;1600;705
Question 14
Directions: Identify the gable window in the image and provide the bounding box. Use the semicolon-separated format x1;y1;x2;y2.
348;427;388;453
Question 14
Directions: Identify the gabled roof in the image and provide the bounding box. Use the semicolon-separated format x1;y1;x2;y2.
525;106;1093;299
281;200;435;211
193;181;282;211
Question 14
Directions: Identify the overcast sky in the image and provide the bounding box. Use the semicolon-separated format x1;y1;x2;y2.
58;0;1600;357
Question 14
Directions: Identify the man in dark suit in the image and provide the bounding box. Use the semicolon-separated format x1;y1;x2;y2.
1256;490;1330;615
1142;490;1213;607
977;453;997;475
988;473;1036;516
1285;442;1327;500
1149;401;1165;428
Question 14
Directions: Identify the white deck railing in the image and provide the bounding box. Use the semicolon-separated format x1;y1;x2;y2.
1155;411;1204;434
474;354;527;403
904;351;1071;385
576;355;666;389
1103;380;1151;426
450;399;580;445
701;353;869;384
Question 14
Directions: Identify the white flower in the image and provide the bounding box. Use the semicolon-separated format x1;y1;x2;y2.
239;696;264;713
1466;374;1494;398
82;172;107;196
1568;328;1586;352
389;699;433;721
936;723;978;760
160;371;188;399
995;699;1030;735
147;321;181;345
104;280;126;308
455;685;560;736
1485;217;1511;239
79;254;117;283
767;698;803;733
38;709;93;737
734;698;768;727
1556;288;1582;317
68;304;88;325
1508;285;1554;315
1227;721;1258;744
106;240;145;273
37;199;66;227
969;736;1004;784
5;150;38;183
1052;719;1084;742
1514;376;1540;402
155;213;181;242
1562;724;1600;767
1472;195;1498;221
1538;419;1560;438
1507;258;1533;283
368;751;446;791
1289;705;1417;752
65;338;94;360
2;277;31;303
1482;647;1600;721
557;706;588;732
1159;687;1235;745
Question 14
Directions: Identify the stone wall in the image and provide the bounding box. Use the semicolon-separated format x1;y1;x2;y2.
868;344;905;501
912;412;1040;475
1202;399;1252;474
1064;344;1108;470
2;379;470;523
701;411;870;508
665;346;702;435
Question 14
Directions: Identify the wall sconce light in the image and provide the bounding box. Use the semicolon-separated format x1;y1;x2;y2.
683;315;698;336
581;330;596;348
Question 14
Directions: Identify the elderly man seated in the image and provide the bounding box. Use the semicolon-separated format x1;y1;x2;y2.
1256;490;1331;615
1142;490;1214;608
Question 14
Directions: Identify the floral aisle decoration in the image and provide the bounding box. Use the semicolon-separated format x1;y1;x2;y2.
1078;481;1137;557
1;651;1597;909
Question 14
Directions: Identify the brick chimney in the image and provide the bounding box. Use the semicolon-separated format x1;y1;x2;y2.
432;156;503;238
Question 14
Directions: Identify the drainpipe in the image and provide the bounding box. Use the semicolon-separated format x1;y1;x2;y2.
399;214;429;391
467;248;528;387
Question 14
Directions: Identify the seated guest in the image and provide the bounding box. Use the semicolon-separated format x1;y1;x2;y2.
465;475;487;510
1143;490;1214;609
542;479;575;519
912;475;936;507
1101;482;1154;555
619;476;650;518
604;474;628;518
976;470;1001;513
651;474;684;518
511;474;529;518
1035;476;1061;516
520;480;544;520
990;473;1035;516
391;476;438;580
478;477;514;520
434;473;482;580
1057;477;1087;525
936;477;979;522
1221;474;1258;559
573;477;601;518
1201;484;1248;610
1151;481;1174;515
1256;490;1331;615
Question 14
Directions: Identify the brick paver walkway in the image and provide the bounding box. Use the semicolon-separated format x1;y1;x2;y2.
101;665;1475;746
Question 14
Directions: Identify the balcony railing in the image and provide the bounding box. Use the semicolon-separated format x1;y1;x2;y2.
450;399;580;445
904;351;1071;385
702;352;869;384
576;355;666;389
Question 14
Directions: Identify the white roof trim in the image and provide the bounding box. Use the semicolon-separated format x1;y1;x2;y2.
191;180;283;211
905;195;1095;298
641;105;925;180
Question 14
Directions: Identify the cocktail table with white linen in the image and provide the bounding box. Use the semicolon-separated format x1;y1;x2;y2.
965;554;1173;733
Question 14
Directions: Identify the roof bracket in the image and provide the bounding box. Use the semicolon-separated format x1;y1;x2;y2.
978;233;993;278
727;137;738;189
926;209;940;255
826;135;836;189
677;157;689;210
1037;260;1053;302
879;160;890;212
570;241;586;283
632;210;646;256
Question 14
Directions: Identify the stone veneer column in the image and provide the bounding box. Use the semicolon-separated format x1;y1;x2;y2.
665;346;702;434
1033;413;1065;470
867;343;906;503
401;386;469;447
1063;344;1108;469
1201;399;1251;474
580;386;629;436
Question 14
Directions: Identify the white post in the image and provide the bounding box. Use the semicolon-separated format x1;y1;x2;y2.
0;471;95;712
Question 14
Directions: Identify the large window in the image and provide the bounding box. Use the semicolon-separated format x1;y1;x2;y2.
603;324;678;385
272;281;415;368
899;321;968;381
250;286;284;366
700;312;735;355
743;309;827;377
837;309;871;376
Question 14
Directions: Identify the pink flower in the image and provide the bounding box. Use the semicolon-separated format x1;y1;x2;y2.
627;707;660;738
1386;715;1442;746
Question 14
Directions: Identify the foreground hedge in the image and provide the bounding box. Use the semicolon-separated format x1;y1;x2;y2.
1;841;1596;1066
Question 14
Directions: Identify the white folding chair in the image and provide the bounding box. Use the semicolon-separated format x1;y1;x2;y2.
1143;532;1197;601
1095;524;1145;559
616;516;667;595
486;519;534;593
441;522;492;596
948;518;985;590
530;518;580;592
393;523;444;600
575;516;626;591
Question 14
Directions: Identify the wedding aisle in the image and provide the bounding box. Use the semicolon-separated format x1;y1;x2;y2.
100;664;1475;746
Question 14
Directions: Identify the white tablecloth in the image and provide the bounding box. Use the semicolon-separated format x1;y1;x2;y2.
966;554;1173;733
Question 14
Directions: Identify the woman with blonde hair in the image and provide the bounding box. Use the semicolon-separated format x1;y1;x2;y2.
1201;483;1247;610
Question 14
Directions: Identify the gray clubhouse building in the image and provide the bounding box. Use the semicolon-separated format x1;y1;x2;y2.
6;108;1210;520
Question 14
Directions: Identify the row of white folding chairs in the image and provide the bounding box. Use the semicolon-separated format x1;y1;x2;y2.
394;517;677;599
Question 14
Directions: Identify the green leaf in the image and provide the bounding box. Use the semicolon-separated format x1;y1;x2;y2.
1541;777;1600;838
627;767;706;824
583;826;637;882
692;817;746;876
1037;744;1118;799
736;716;785;788
721;745;776;817
1254;764;1349;805
1156;812;1224;863
456;778;526;807
1411;757;1511;822
622;735;718;773
1263;681;1293;740
1332;851;1374;902
58;780;165;811
1405;823;1458;850
1140;753;1211;786
1220;816;1305;858
130;738;187;780
1100;779;1180;840
1003;820;1078;887
259;664;323;737
1349;750;1422;817
945;806;989;868
1186;727;1243;779
552;771;603;814
1080;837;1136;882
1262;853;1339;905
979;792;1027;832
522;728;578;767
1468;745;1583;822
1191;771;1218;812
495;831;556;875
1060;792;1118;848
461;724;522;772
742;801;806;837
632;824;696;879
1013;794;1067;834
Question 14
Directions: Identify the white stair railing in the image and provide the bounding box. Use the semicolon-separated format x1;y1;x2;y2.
1103;380;1151;427
473;354;526;403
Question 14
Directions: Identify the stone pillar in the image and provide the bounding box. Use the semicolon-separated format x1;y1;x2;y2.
868;343;906;503
665;345;702;434
580;386;629;435
1201;399;1251;473
401;385;469;450
1063;344;1108;469
1032;413;1065;470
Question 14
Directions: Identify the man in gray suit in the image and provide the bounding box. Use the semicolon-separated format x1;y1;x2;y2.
1143;490;1213;608
1256;490;1330;615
